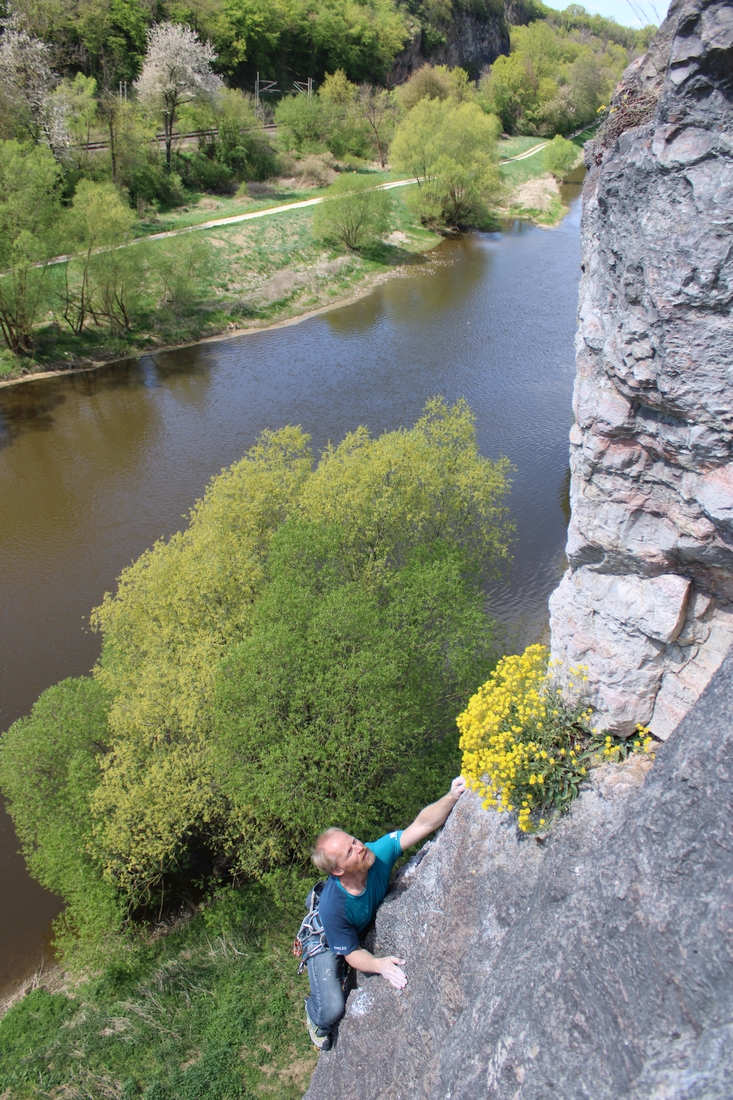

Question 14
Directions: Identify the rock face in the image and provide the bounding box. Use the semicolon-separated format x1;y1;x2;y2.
390;8;510;84
305;646;733;1100
548;0;733;738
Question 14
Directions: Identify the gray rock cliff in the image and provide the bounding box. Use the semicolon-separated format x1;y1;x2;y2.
548;0;733;738
390;6;510;84
305;646;733;1100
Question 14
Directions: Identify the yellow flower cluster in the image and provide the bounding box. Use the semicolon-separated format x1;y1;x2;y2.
459;647;658;834
457;645;591;833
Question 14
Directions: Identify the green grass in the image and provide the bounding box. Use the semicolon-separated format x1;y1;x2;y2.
0;877;318;1100
497;135;548;160
131;168;397;238
499;153;551;188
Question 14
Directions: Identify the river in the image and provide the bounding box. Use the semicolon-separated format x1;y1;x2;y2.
0;171;583;994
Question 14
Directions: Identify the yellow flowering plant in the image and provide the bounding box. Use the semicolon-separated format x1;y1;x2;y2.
458;644;654;833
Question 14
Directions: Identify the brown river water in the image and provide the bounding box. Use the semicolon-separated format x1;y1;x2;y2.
0;172;584;993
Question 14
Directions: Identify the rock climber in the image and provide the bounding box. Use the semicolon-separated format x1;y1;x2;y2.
303;776;466;1050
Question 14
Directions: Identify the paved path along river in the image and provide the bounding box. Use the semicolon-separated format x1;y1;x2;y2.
0;170;584;994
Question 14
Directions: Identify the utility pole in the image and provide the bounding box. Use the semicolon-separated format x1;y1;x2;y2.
255;72;278;121
293;77;313;101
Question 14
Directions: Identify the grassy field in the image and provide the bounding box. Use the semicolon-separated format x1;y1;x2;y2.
0;877;319;1100
497;135;548;159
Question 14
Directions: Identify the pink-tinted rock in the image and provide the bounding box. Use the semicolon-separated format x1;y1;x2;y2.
550;0;733;737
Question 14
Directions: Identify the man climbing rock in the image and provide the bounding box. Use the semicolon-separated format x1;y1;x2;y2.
303;776;466;1050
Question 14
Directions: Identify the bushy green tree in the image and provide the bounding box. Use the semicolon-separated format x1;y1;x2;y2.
0;678;123;957
57;179;135;334
275;93;332;155
214;87;278;180
212;0;408;86
480;15;630;135
212;521;498;874
0;140;60;352
312;173;392;250
391;98;501;228
152;235;218;314
543;133;579;179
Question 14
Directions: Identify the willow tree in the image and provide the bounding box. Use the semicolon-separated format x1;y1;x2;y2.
135;22;222;170
390;98;502;228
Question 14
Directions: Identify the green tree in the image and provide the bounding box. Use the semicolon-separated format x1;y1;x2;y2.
0;140;60;353
479;51;537;133
0;677;123;959
275;93;331;155
0;403;511;939
312;173;392;250
480;15;630;135
543;133;579;179
152;234;217;314
212;0;408;86
57;179;135;335
214;87;278;180
212;521;498;875
391;98;501;228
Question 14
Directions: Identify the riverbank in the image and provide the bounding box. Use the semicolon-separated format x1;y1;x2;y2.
0;138;591;387
0;254;434;390
0;188;442;388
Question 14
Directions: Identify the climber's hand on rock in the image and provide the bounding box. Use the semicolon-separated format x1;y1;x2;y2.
450;776;467;801
379;957;407;989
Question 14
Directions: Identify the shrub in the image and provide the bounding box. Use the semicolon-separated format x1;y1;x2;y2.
177;151;234;194
294;152;338;188
1;402;513;944
458;645;654;832
214;88;279;181
152;235;217;313
275;94;331;154
312;173;391;250
543;134;580;179
78;401;511;917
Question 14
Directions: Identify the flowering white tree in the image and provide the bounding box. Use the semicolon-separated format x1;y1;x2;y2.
135;22;222;170
0;27;66;153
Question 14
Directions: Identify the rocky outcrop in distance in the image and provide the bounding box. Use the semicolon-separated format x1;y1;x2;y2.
549;0;733;739
305;645;733;1100
390;5;510;84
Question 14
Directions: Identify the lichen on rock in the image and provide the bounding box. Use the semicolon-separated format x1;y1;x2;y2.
549;0;733;739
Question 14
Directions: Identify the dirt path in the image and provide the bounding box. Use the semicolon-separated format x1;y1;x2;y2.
44;178;421;266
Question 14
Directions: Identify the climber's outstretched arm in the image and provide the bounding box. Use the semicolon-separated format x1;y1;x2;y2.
399;776;466;851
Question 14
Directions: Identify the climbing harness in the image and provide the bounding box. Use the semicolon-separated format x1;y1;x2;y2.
293;880;329;974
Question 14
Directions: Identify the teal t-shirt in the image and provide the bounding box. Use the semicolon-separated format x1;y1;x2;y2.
318;831;403;956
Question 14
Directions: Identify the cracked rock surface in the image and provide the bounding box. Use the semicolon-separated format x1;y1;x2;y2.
549;0;733;737
305;647;733;1100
